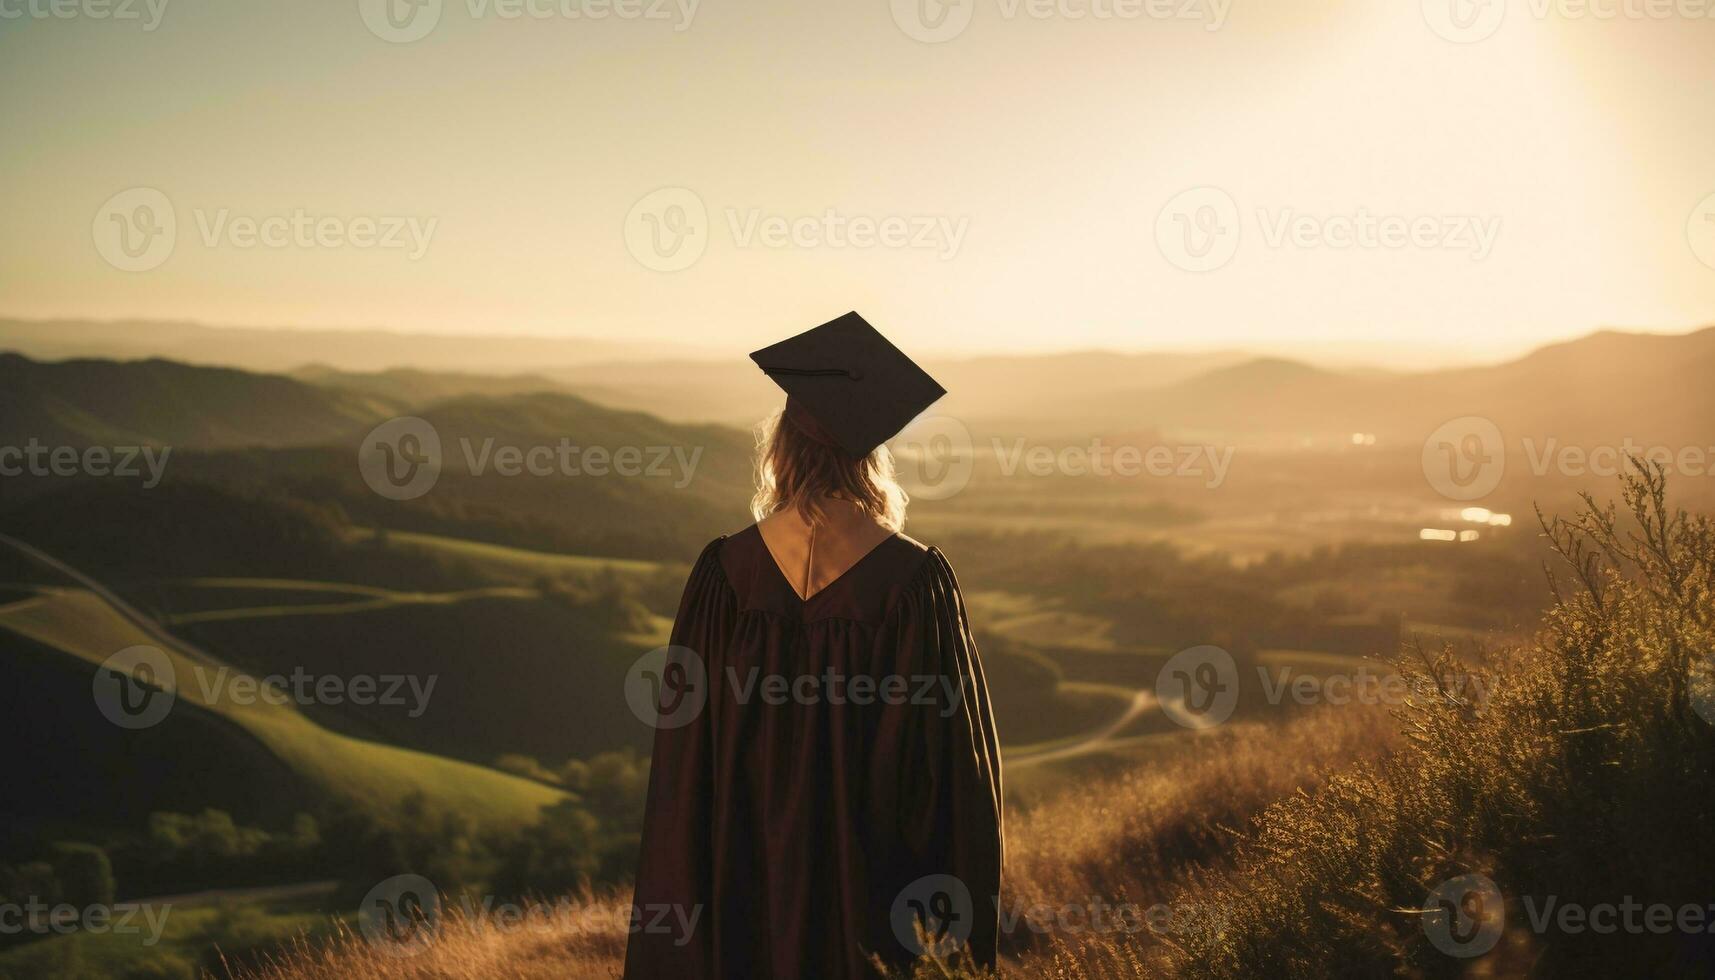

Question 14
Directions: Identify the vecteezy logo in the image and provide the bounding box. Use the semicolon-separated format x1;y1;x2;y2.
1688;192;1715;272
1422;873;1504;957
359;417;443;501
358;0;443;42
1422;416;1504;501
93;188;176;273
93;645;178;730
1156;645;1238;729
1155;187;1240;273
890;0;974;43
625;645;709;729
624;187;708;272
891;415;975;502
890;874;974;958
360;874;441;956
1422;0;1506;43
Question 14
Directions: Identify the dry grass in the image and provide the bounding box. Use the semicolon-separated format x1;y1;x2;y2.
228;706;1395;980
228;890;630;980
996;708;1396;977
1005;711;1395;910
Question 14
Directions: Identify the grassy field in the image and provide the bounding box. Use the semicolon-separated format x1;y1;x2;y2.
156;582;670;763
354;530;666;584
0;884;337;980
0;586;564;831
965;590;1117;652
154;579;539;626
224;889;632;980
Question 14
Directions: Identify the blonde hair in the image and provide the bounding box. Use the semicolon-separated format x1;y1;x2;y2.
750;401;908;531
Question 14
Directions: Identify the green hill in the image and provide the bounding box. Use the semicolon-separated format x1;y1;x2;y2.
0;351;758;562
0;535;564;838
0;353;395;450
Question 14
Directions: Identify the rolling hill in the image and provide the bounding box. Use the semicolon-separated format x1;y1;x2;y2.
0;318;715;374
0;353;395;450
289;364;571;408
1072;325;1715;446
0;532;565;838
0;353;758;560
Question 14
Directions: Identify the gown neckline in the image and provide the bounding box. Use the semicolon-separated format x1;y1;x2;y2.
753;525;900;603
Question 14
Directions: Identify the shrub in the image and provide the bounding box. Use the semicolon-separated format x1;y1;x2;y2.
1157;463;1715;977
45;843;114;909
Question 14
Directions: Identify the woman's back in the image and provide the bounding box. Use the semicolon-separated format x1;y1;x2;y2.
624;524;1002;979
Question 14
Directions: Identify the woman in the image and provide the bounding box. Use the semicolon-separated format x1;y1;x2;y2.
624;313;1004;979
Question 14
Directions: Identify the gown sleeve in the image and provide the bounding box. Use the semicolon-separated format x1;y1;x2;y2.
623;537;735;978
877;546;1005;967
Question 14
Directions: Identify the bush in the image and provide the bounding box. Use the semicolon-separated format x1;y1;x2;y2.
45;844;114;909
1159;463;1715;977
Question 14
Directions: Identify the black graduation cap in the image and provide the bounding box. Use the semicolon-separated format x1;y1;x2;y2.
750;311;946;457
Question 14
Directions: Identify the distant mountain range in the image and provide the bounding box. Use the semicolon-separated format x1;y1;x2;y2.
3;320;1712;455
541;325;1715;450
1079;326;1715;447
543;349;1254;426
0;353;390;449
0;318;718;374
291;364;568;407
0;317;1254;426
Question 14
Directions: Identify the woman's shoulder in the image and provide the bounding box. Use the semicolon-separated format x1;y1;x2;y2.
891;532;959;583
891;530;932;556
706;524;758;560
700;524;773;590
862;532;968;611
877;531;945;583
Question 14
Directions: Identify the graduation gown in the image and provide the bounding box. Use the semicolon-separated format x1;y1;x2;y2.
623;526;1004;978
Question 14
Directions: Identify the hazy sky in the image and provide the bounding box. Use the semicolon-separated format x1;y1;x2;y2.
3;0;1713;363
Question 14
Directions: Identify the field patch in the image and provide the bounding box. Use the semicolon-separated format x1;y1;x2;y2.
0;586;563;831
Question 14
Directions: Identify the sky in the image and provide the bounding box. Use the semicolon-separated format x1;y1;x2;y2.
2;0;1713;365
